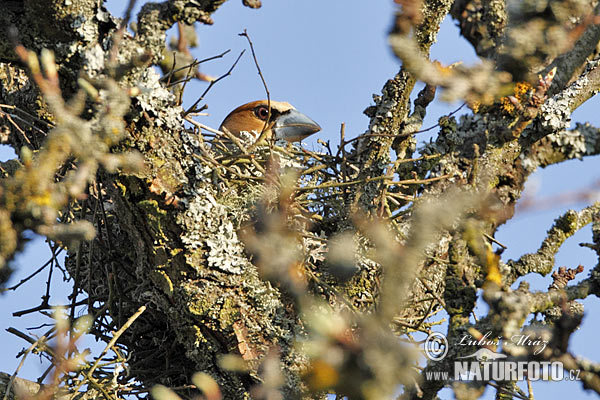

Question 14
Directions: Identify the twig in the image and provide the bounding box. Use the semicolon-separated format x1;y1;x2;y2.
70;197;94;325
339;103;467;148
6;328;55;359
483;232;508;249
340;133;400;147
379;158;405;217
165;51;177;87
294;173;453;192
183;118;222;136
184;50;245;115
187;119;269;175
176;61;196;106
0;104;55;128
487;381;529;400
2;249;63;292
68;306;147;400
1;111;33;146
88;306;146;376
318;139;334;157
0;108;48;138
2;335;48;400
387;174;452;186
412;102;466;134
239;30;271;151
160;49;231;83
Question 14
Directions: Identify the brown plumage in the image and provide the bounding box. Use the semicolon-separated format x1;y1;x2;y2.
219;100;321;142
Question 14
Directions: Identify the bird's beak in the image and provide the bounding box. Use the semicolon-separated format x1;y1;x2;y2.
272;109;321;142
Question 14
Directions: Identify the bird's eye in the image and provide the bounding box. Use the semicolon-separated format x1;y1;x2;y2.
254;106;270;121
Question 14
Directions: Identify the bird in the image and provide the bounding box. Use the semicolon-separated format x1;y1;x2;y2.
219;100;321;143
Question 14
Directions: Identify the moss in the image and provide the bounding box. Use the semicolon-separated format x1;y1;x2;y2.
343;270;374;299
444;275;476;316
184;248;207;272
187;290;219;318
149;269;174;297
219;296;240;329
137;199;168;242
190;324;208;344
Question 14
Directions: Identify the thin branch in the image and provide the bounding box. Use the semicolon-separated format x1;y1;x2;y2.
2;248;63;292
160;49;231;83
184;50;245;115
239;29;271;150
2;335;48;400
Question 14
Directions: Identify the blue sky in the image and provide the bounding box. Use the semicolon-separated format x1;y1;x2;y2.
1;1;599;399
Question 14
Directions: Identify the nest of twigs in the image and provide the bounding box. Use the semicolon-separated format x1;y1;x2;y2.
56;119;449;396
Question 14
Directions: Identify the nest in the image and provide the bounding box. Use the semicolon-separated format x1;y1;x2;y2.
56;122;448;397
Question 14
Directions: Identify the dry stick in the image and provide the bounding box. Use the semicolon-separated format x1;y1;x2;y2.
220;128;266;174
95;183;125;328
239;30;271;151
377;158;405;218
184;118;221;136
10;297;98;319
300;163;330;176
387;174;451;185
286;146;333;160
88;306;147;375
412;102;466;134
186;112;209;117
318;139;335;157
1;109;48;137
168;71;201;87
2;335;48;400
340;103;467;148
487;381;529;400
386;195;402;207
387;191;416;201
295;176;389;192
165;51;177;87
295;173;453;192
302;148;331;165
69;198;90;325
185;116;268;175
2;111;33;146
176;22;187;52
14;244;62;316
87;195;101;314
526;378;534;400
483;232;508;249
68;306;147;400
339;123;350;201
400;301;437;332
3;249;63;292
160;50;231;83
196;120;249;154
6;328;55;361
193;153;264;182
177;61;196;106
185;50;245;115
0;104;55;128
417;277;447;308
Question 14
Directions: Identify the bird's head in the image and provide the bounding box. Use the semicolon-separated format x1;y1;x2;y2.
219;100;321;142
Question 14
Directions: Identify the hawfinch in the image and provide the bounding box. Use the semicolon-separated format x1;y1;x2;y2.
219;100;321;142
